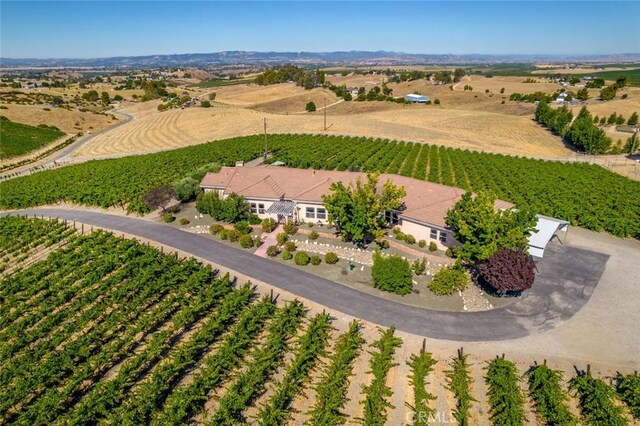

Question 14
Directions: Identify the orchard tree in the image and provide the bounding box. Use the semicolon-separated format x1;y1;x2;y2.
565;107;612;154
614;75;627;89
627;112;638;126
576;88;590;101
479;249;536;294
600;86;617;101
445;191;536;263
101;91;110;106
82;90;99;102
322;173;406;244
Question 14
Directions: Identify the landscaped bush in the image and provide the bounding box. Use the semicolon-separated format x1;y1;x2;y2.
248;214;262;225
429;241;438;252
307;222;314;228
379;239;390;249
227;229;240;242
254;236;263;247
479;249;535;295
196;191;249;223
238;234;254;248
418;239;426;248
282;250;293;260
395;231;406;241
428;266;469;295
209;223;224;235
284;241;296;252
371;251;412;295
284;219;298;235
219;229;228;240
266;245;279;257
178;217;190;226
325;252;339;264
262;217;277;232
173;177;200;202
295;251;310;265
276;232;288;245
309;230;319;240
412;258;426;275
404;234;416;245
162;213;175;223
233;220;251;234
310;255;321;265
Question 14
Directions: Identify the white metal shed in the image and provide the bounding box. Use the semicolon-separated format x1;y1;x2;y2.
528;215;570;258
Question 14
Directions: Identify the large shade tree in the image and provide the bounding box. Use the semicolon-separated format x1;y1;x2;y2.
445;191;536;263
322;173;406;244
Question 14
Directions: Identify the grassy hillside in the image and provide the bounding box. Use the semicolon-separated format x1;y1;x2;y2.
0;116;65;159
0;134;638;238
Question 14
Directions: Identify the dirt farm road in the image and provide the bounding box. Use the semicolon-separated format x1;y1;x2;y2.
3;208;610;342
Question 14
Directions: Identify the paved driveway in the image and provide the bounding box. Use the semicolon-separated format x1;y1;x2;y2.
3;209;609;342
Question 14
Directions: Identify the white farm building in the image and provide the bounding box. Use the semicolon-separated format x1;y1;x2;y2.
404;93;430;103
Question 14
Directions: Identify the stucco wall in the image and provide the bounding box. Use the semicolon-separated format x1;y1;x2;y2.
399;219;451;250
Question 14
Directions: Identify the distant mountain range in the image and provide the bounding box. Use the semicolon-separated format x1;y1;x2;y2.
1;51;639;68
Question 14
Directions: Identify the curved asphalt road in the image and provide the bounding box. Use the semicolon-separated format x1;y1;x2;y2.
4;209;609;342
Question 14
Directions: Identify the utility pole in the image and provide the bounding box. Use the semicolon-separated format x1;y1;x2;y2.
263;117;268;160
323;97;327;131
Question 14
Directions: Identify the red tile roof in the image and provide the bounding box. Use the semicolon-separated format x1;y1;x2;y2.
201;166;512;228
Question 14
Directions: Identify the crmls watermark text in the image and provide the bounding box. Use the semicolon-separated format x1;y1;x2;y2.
407;410;457;424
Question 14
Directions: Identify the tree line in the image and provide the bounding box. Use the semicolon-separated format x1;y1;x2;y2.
254;65;326;90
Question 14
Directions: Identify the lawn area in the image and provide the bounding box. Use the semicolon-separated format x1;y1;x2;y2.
0;116;65;159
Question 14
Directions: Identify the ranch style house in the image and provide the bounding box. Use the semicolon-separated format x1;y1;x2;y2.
200;165;567;256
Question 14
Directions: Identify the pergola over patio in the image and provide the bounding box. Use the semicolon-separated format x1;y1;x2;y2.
266;200;296;220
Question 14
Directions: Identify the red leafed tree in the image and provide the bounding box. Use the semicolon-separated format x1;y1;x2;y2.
479;249;535;294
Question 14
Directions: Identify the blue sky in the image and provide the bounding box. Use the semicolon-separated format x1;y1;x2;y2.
1;1;638;58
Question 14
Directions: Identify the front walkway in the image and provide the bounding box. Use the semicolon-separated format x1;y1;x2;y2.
253;225;281;257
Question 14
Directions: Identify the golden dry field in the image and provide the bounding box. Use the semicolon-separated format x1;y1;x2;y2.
452;75;561;95
73;90;571;159
325;73;386;87
0;102;118;134
389;79;536;115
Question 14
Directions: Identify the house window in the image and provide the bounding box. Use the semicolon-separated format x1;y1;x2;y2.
430;229;438;240
385;211;399;225
250;203;257;214
258;203;265;214
306;207;315;219
316;208;326;220
439;232;447;244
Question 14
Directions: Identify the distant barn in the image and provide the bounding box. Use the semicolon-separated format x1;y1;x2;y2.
404;93;429;103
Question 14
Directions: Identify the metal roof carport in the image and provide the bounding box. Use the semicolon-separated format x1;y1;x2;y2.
528;215;570;258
